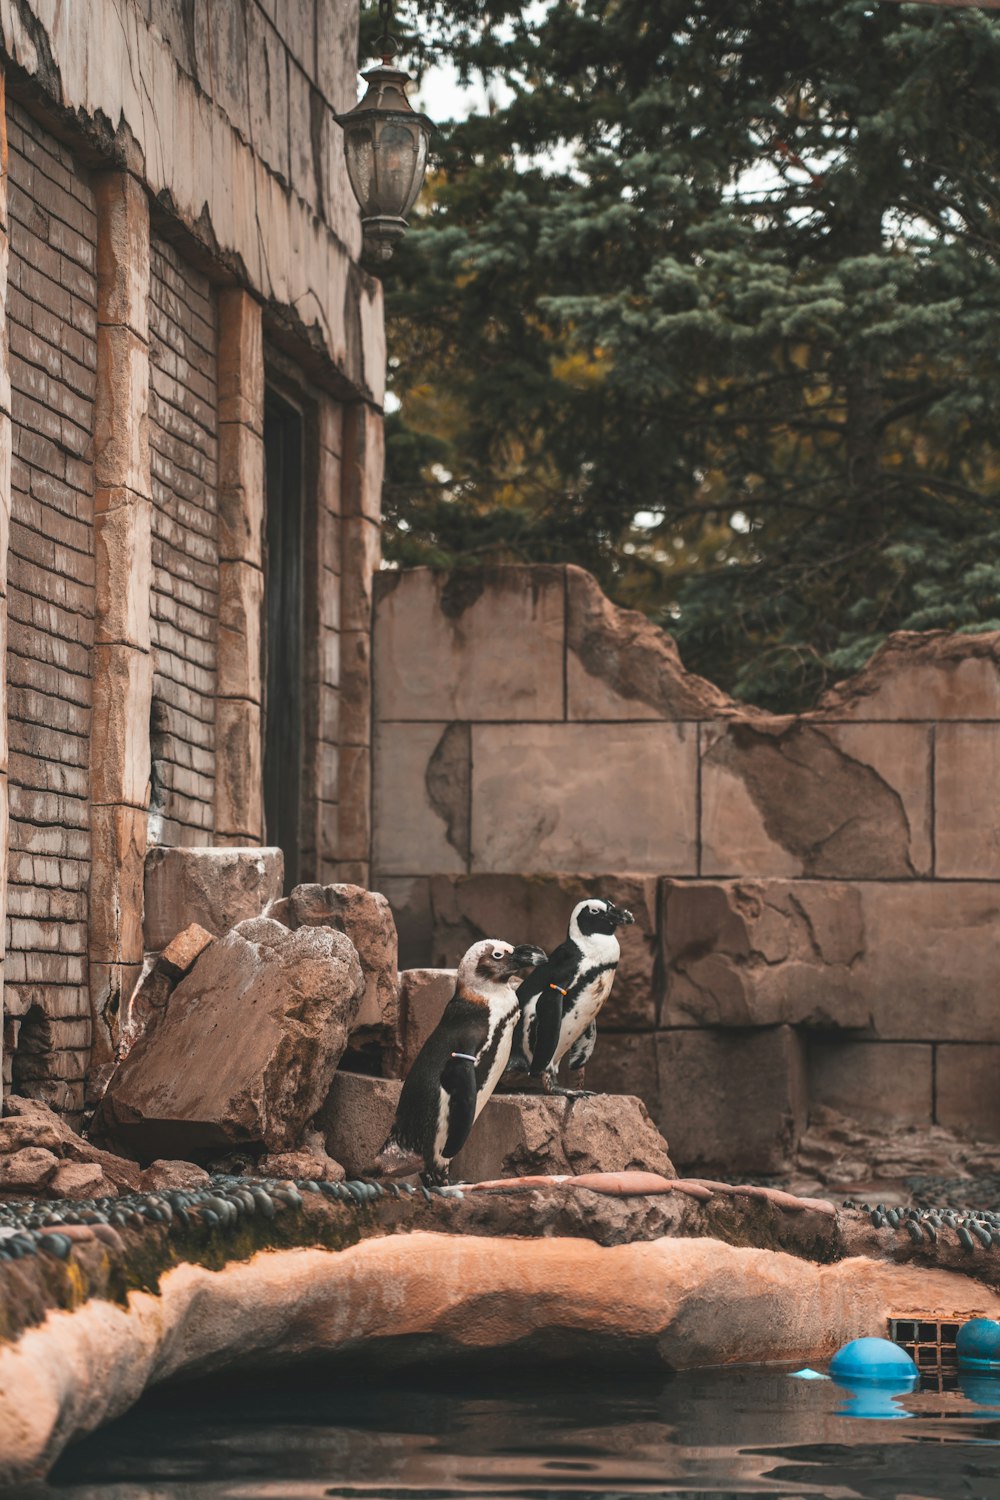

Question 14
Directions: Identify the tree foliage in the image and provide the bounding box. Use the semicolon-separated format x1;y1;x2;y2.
375;0;1000;708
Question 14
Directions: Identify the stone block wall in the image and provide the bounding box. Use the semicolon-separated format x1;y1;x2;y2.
148;236;219;846
3;102;98;1109
372;566;1000;1169
0;0;385;1113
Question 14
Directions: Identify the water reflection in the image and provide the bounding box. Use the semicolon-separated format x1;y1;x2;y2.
10;1364;1000;1500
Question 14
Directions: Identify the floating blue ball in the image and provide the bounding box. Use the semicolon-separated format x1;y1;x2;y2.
829;1337;919;1387
956;1318;1000;1370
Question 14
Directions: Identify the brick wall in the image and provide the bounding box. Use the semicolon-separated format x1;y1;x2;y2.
3;100;97;1106
148;236;219;846
372;566;1000;1169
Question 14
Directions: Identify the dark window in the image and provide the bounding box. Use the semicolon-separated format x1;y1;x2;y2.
264;391;305;891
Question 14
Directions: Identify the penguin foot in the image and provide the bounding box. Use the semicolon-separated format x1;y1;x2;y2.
547;1085;595;1098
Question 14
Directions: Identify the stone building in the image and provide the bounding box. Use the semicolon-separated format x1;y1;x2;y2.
0;0;383;1114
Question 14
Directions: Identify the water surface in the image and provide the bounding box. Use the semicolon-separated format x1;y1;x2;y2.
24;1365;1000;1500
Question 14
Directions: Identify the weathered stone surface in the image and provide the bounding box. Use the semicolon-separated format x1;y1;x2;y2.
566;566;733;721
807;1040;933;1127
388;969;455;1078
700;720;932;878
119;961;173;1057
0;1097;141;1193
379;876;432;969
158;924;215;980
471;723;698;875
143;846;283;951
265;883;399;1035
0;1146;58;1192
139;1160;211;1191
92;922;365;1160
583;1031;660;1104
319;1071;674;1182
373;723;470;876
935;723;1000;878
454;1093;675;1184
374;567;565;723
258;1148;346;1182
662;880;869;1029
428;874;660;1029
936;1044;1000;1141
656;1027;807;1172
48;1162;106;1200
215;699;264;841
814;629;1000;721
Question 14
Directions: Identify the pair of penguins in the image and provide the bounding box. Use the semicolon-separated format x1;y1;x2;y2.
374;897;634;1186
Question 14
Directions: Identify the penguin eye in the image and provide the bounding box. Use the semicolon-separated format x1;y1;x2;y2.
491;948;505;960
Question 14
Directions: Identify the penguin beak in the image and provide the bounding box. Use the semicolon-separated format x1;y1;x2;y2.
612;905;635;928
506;944;547;976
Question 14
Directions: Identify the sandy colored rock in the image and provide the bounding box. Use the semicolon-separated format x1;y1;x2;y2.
286;883;398;1035
258;1149;345;1182
143;845;283;951
0;1146;58;1192
389;968;455;1077
936;1043;1000;1141
0;1097;141;1193
814;628;1000;721
656;1027;806;1173
935;722;1000;877
318;1071;674;1183
48;1162;108;1200
139;1160;211;1191
807;1040;933;1127
158;923;215;979
662;879;869;1029
92;921;365;1160
427;874;660;1029
3;1232;1000;1486
566;565;733;721
453;1092;675;1184
700;719;931;878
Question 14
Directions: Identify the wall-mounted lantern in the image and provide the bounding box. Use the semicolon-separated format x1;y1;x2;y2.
337;0;433;263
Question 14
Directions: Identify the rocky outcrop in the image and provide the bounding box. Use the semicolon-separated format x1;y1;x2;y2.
92;920;365;1161
0;1098;139;1199
120;923;215;1055
317;1073;675;1182
265;882;399;1040
143;846;284;952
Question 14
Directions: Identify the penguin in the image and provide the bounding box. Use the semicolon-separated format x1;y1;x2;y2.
372;938;546;1186
507;897;634;1095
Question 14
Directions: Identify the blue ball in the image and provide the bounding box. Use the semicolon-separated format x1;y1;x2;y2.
956;1318;1000;1369
829;1337;919;1386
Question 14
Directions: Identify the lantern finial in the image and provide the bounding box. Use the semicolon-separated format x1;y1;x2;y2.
336;0;433;263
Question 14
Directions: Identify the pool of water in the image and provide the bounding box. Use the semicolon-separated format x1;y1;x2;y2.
22;1364;1000;1500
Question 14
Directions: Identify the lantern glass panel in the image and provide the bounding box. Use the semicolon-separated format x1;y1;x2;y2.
344;126;375;206
372;119;422;217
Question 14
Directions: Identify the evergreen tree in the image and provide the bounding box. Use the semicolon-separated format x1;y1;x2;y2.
378;0;1000;708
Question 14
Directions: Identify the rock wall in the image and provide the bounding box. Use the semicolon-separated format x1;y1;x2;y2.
372;566;1000;1169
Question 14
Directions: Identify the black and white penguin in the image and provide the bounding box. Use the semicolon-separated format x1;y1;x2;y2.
372;938;546;1186
507;897;634;1095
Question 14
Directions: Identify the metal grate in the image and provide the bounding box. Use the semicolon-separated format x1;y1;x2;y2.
889;1314;963;1391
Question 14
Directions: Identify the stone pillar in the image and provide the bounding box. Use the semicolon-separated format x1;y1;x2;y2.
88;171;154;1085
301;395;343;882
337;401;383;886
0;69;10;1097
215;289;265;844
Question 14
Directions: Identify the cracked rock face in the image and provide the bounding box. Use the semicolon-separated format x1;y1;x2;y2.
662;879;868;1029
92;921;365;1161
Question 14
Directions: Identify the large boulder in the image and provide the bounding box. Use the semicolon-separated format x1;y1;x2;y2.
387;968;455;1077
318;1073;674;1182
266;883;399;1038
92;919;365;1161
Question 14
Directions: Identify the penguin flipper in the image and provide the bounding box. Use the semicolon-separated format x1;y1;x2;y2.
441;1051;479;1158
529;986;564;1075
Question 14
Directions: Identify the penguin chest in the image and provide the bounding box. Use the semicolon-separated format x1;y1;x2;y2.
473;997;520;1121
562;967;615;1049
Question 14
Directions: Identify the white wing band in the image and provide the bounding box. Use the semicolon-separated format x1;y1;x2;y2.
451;1052;477;1062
